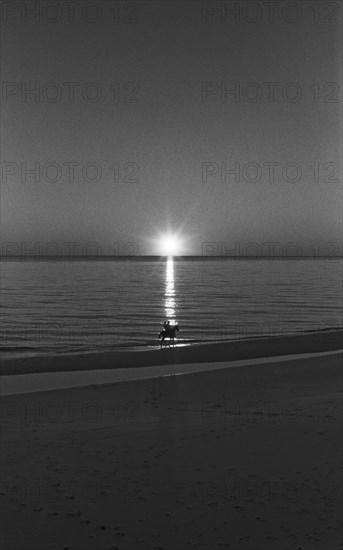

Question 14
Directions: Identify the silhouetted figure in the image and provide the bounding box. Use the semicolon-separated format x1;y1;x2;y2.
158;322;179;348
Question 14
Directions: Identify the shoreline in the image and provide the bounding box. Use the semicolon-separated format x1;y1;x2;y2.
1;328;342;376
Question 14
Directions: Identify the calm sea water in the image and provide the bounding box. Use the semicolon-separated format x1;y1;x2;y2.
1;258;342;359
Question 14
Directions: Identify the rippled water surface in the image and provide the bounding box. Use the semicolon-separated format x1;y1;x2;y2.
1;259;342;358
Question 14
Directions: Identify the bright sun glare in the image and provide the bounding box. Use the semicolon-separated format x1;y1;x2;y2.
159;234;181;256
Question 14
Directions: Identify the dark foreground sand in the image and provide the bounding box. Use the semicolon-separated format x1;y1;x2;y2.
1;333;343;550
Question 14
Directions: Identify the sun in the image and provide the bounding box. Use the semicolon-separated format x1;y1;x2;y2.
158;234;182;256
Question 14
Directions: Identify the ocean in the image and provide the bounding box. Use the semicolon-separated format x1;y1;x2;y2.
1;258;342;359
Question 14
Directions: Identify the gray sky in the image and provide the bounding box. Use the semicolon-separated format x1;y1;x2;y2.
1;1;342;256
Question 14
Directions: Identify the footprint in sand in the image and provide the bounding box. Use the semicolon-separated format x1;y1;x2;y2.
66;511;81;518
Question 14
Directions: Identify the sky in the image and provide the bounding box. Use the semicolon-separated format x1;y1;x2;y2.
1;0;342;257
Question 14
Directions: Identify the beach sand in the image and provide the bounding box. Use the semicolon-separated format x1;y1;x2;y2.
1;332;342;549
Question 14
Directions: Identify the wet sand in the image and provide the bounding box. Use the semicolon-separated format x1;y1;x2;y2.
1;328;342;376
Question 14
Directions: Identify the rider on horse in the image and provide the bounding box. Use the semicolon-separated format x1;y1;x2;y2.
158;320;179;348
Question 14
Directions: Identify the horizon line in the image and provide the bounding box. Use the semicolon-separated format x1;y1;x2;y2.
1;255;342;260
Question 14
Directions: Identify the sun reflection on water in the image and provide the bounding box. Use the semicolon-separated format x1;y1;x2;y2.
164;256;176;321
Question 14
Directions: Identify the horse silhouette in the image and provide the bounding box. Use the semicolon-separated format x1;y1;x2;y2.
158;323;179;348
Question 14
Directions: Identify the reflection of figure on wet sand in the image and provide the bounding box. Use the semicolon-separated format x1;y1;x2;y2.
150;375;184;427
